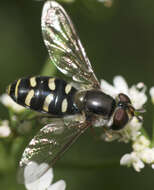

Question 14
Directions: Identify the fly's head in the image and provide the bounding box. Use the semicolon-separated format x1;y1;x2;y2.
110;93;143;130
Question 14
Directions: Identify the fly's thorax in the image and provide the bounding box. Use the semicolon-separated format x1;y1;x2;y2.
74;89;116;119
74;90;87;111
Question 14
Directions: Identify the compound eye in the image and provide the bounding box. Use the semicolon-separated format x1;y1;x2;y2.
118;93;131;104
111;108;128;130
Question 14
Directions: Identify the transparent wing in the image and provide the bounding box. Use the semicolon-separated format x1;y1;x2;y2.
41;1;100;89
18;118;88;184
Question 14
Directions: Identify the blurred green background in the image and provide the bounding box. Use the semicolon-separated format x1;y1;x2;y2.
0;0;154;189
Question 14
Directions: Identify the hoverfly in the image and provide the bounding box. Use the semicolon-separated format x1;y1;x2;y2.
7;0;140;183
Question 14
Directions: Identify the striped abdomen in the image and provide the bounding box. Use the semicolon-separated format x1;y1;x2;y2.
7;76;79;116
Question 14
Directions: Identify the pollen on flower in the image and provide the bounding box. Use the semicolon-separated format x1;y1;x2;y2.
0;93;25;113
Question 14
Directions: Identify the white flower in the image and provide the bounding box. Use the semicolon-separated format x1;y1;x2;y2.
24;161;66;190
139;148;154;164
0;120;11;137
101;76;147;109
0;93;25;113
129;84;147;110
120;152;144;172
132;135;150;152
149;87;154;104
124;117;142;141
120;135;154;171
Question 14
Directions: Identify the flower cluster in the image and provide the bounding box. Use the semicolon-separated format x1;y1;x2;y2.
101;76;146;143
120;135;154;172
101;75;154;172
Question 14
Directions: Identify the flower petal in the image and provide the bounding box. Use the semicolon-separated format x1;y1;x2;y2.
120;153;133;166
24;162;53;190
139;148;154;164
113;76;128;94
133;136;150;152
0;93;25;112
129;86;147;109
100;79;118;97
132;158;144;172
120;152;144;172
47;180;66;190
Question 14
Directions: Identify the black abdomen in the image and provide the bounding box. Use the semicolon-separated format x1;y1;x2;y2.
8;76;79;116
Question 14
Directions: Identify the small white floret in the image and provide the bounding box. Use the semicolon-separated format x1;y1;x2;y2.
139;148;154;164
47;180;66;190
0;120;11;137
152;164;154;169
120;152;144;172
113;76;129;95
132;135;150;152
129;85;147;110
0;94;25;113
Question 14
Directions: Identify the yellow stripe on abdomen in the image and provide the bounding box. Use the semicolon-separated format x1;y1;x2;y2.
30;77;37;87
25;89;35;106
15;79;21;98
43;94;54;112
61;98;68;113
48;78;56;91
